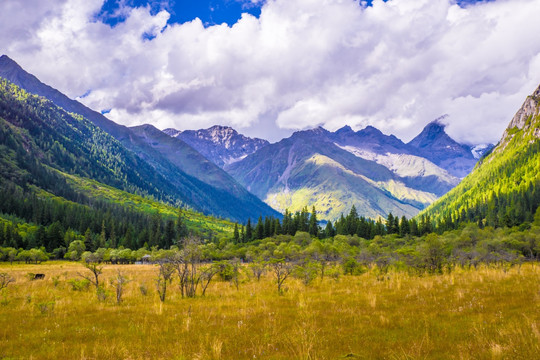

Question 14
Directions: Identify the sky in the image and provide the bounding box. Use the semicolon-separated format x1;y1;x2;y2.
1;0;540;144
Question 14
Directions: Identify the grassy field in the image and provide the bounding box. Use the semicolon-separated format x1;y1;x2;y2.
0;262;538;359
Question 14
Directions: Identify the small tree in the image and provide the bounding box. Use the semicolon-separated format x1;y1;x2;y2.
294;259;321;286
269;258;293;294
229;258;241;290
111;270;131;304
200;264;220;296
0;273;15;291
156;261;175;302
174;237;204;298
249;257;267;281
79;261;103;290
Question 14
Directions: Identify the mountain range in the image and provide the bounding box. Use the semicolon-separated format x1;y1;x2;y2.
0;54;495;224
164;119;491;221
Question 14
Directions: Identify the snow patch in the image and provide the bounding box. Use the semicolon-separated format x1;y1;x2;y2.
335;144;458;184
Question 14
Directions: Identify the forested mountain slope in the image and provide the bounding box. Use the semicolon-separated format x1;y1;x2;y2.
0;79;234;251
422;84;540;227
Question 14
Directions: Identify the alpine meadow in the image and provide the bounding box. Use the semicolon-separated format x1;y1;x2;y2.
1;0;540;359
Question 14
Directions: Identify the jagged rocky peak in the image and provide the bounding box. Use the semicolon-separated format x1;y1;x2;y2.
163;128;182;137
417;115;449;137
204;125;237;141
498;83;540;149
335;125;354;135
291;126;330;139
506;84;540;132
360;125;384;134
164;124;269;168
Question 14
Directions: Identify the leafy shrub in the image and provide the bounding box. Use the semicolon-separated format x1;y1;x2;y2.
36;302;55;316
139;283;148;296
68;278;90;291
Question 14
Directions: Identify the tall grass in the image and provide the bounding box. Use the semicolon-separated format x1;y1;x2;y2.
0;261;538;359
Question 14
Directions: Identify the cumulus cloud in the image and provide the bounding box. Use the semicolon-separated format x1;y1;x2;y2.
1;0;539;144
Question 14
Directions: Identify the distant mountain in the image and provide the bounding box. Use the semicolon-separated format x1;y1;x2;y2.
164;125;269;168
422;84;540;227
0;55;277;221
130;124;280;219
408;116;493;177
226;126;459;221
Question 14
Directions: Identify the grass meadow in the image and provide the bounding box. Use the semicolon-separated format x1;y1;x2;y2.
0;261;538;359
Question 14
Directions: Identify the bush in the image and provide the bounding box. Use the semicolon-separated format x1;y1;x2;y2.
36;302;55;316
326;265;342;282
139;283;148;296
68;278;90;291
217;262;235;281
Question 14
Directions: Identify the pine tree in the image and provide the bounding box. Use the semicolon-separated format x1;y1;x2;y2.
255;215;264;240
246;218;252;242
163;219;175;249
386;213;395;234
99;220;107;249
233;223;239;244
324;221;335;238
309;206;319;237
399;216;410;237
176;210;188;248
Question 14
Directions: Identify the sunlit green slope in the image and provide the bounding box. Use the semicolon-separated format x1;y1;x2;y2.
422;84;540;227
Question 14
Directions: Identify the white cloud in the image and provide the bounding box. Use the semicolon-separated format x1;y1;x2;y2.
1;0;539;144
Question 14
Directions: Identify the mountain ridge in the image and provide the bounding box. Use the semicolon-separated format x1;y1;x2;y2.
0;55;277;221
164;125;269;168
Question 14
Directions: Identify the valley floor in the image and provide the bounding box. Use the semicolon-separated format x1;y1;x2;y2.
0;262;539;359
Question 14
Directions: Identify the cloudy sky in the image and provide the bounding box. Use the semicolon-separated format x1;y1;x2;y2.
1;0;540;144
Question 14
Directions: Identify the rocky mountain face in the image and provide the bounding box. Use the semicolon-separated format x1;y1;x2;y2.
408;116;493;178
423;83;540;226
0;55;278;221
164;125;269;168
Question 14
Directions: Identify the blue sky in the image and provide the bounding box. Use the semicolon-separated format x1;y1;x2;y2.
0;0;538;144
97;0;492;27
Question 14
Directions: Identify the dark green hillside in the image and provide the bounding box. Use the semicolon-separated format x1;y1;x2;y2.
0;79;181;203
0;55;278;222
422;84;540;228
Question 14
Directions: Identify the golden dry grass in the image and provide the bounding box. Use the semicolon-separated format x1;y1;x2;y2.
0;262;539;359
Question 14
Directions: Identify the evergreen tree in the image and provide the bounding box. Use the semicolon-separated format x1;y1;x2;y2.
264;217;271;238
274;218;282;235
399;216;410;237
246;218;252;242
46;221;64;252
233;223;240;244
163;219;175;249
176;210;188;248
309;206;319;237
386;213;396;234
324;221;335;238
98;220;107;249
255;216;264;240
